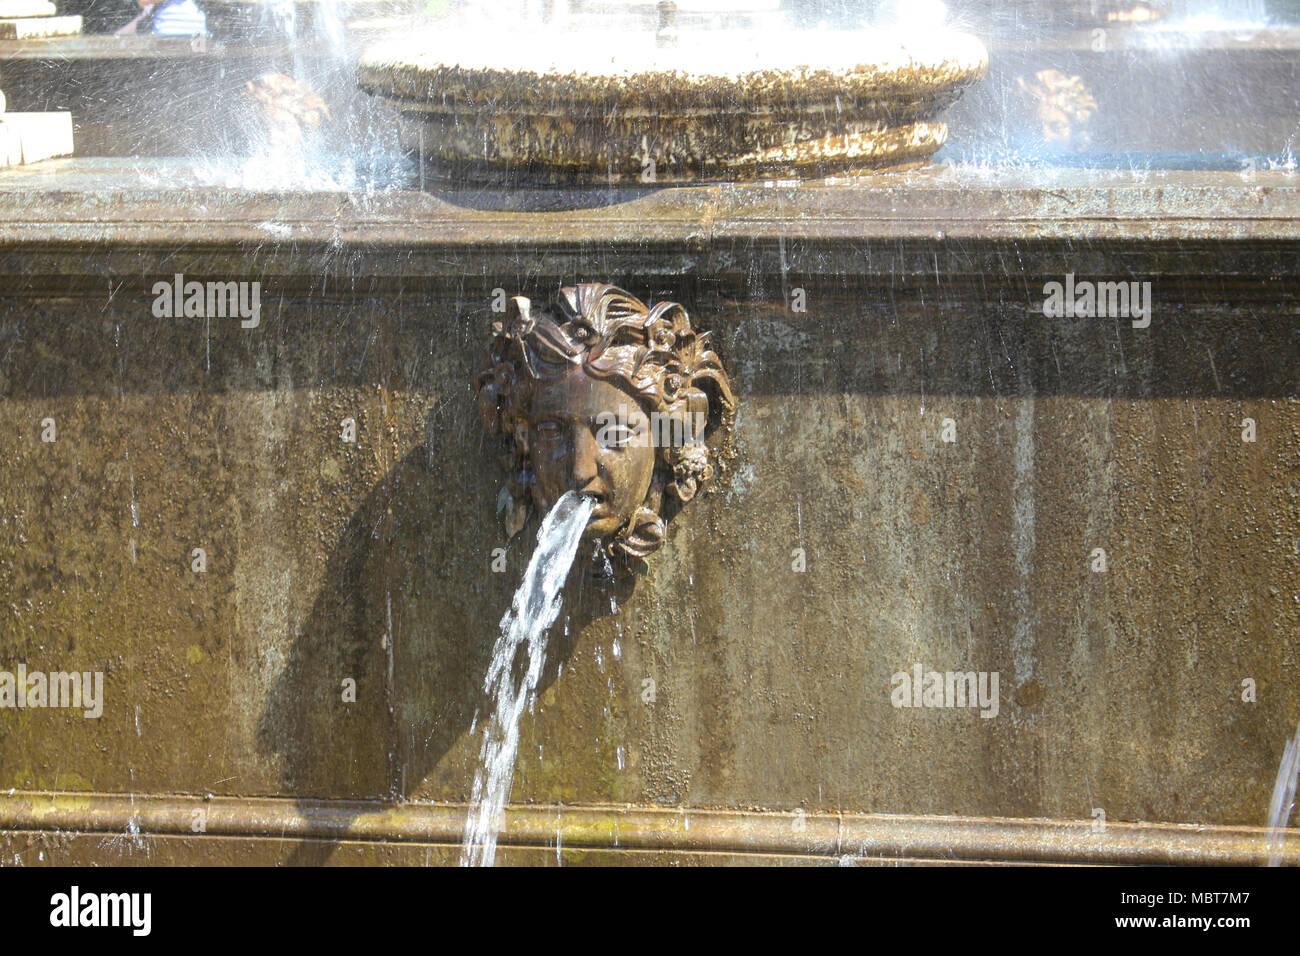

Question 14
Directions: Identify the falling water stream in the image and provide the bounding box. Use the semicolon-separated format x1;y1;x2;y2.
460;491;596;867
1266;719;1300;866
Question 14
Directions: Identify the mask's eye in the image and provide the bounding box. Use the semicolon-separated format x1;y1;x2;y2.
535;421;562;442
598;423;635;450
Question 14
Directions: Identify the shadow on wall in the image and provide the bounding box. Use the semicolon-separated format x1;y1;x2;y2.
256;386;626;864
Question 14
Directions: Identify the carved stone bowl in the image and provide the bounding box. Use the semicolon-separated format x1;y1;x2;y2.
356;26;988;184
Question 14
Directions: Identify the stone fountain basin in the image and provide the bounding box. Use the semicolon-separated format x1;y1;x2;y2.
357;27;988;184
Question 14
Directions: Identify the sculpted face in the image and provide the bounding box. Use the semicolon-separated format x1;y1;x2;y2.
475;284;736;568
527;366;657;540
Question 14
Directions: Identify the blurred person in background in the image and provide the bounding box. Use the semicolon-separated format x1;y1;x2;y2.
114;0;206;35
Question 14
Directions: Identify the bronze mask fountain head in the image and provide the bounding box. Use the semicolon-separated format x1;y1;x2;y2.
474;283;736;572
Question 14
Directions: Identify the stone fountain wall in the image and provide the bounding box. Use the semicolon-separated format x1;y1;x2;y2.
0;169;1297;864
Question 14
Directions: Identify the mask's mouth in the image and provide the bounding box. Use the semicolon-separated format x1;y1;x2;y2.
580;494;623;542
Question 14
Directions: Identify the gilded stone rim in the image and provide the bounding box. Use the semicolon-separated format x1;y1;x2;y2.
358;28;989;113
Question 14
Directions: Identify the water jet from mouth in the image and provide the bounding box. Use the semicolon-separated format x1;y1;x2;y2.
460;490;596;867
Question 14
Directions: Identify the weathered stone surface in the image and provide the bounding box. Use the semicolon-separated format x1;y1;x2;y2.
0;165;1296;862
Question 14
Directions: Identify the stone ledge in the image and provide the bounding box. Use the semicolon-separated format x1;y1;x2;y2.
0;161;1299;245
1;790;1295;865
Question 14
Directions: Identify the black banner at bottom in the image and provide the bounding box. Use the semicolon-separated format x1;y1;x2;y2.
0;864;1287;943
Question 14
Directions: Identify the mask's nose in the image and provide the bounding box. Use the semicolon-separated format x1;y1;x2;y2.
570;427;602;496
